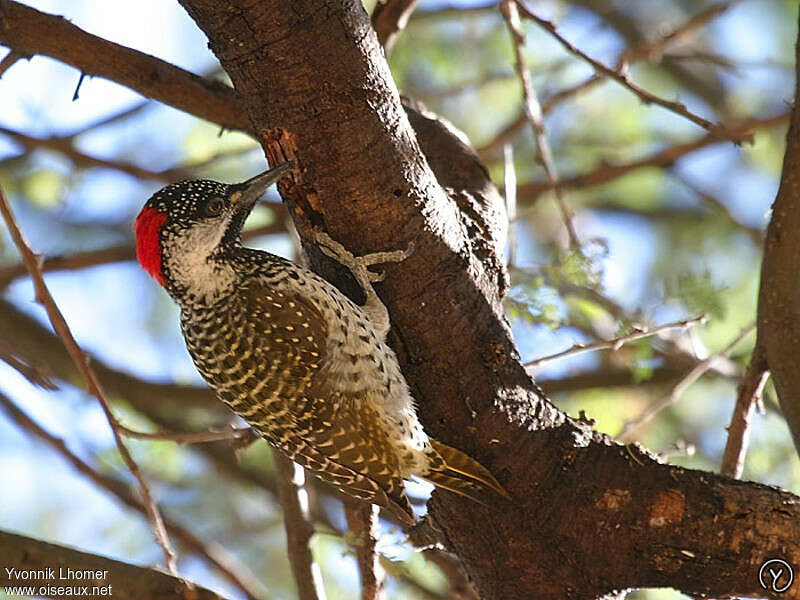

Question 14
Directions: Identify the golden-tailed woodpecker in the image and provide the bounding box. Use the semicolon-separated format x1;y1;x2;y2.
133;162;508;524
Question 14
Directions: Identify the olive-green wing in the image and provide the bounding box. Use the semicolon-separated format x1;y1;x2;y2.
238;280;413;522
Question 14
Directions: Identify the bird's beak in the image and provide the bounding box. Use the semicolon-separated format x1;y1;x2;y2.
232;161;294;209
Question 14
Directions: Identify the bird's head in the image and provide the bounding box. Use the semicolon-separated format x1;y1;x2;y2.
134;162;293;297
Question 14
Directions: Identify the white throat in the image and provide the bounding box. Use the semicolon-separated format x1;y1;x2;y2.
163;222;236;303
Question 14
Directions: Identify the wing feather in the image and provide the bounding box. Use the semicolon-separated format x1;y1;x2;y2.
237;278;413;521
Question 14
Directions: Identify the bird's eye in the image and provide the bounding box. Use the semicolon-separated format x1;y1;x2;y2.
204;198;224;217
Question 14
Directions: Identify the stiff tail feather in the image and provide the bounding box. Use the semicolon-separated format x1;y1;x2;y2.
425;439;510;505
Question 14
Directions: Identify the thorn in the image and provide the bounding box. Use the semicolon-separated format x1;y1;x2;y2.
72;72;87;101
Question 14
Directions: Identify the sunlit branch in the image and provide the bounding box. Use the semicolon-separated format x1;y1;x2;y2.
117;423;256;445
273;451;327;600
524;314;707;369
501;0;579;248
720;347;770;478
515;1;749;144
0;125;192;182
345;503;384;600
0;185;179;575
617;324;756;443
503;143;517;267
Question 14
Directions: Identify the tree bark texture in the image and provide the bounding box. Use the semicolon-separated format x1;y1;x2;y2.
171;2;798;599
757;19;800;455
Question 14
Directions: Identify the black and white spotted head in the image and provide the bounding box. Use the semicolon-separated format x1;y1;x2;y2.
134;162;293;299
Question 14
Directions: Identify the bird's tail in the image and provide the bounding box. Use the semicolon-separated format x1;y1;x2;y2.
424;439;510;506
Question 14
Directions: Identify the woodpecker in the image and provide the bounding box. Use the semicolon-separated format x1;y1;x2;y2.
134;162;508;524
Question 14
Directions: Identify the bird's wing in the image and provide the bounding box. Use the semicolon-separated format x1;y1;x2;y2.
238;279;413;522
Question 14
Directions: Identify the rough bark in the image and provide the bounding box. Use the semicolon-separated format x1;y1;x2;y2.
171;2;800;599
757;16;800;455
0;530;228;600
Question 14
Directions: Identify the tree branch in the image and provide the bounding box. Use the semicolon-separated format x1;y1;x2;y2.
479;0;738;158
0;391;267;600
0;185;178;575
754;7;800;456
617;324;755;443
721;347;770;478
0;530;229;600
0;221;287;288
272;451;326;600
371;0;419;54
524;314;707;368
174;2;800;598
515;2;748;143
0;0;248;132
517;113;788;200
501;0;579;248
344;503;384;600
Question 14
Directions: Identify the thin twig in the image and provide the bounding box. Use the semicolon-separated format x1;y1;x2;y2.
619;2;737;65
672;171;764;245
0;185;178;575
345;503;384;600
720;347;769;478
617;324;756;443
480;2;737;157
500;0;579;248
516;112;789;200
515;1;750;144
524;314;707;368
272;451;326;600
0;221;287;288
0;391;267;600
0;125;195;183
511;265;740;380
504;143;517;267
118;423;255;445
0;338;58;389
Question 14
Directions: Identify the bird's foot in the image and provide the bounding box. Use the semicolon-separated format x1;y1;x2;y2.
312;229;413;285
312;229;413;337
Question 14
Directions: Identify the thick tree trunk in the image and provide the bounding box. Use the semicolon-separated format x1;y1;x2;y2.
165;2;800;598
757;21;800;455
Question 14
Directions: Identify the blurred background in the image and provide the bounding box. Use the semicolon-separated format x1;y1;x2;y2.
0;0;797;598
